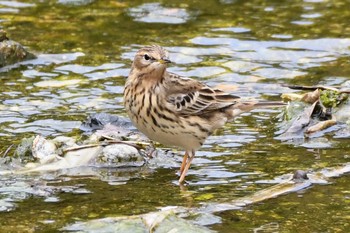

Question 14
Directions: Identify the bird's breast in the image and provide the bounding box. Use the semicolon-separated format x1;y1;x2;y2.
124;88;208;151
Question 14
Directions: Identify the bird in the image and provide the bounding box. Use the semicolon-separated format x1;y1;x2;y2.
123;45;285;183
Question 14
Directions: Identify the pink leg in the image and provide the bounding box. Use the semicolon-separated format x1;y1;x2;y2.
179;151;189;174
179;151;195;183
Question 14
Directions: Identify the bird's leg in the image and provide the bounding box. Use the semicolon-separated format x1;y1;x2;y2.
179;150;195;183
179;151;189;174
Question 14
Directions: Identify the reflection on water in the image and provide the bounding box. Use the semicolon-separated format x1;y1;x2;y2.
0;0;350;232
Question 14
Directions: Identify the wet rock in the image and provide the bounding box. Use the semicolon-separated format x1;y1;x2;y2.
97;144;145;168
89;124;145;143
31;135;59;165
192;212;222;226
146;149;180;169
82;114;149;144
0;31;36;67
80;113;135;132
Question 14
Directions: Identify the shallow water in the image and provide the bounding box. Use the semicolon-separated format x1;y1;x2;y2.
0;0;350;232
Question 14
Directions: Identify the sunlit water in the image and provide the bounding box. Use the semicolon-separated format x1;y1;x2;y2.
0;0;350;232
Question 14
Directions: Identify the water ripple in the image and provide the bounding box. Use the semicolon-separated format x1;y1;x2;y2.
128;3;192;24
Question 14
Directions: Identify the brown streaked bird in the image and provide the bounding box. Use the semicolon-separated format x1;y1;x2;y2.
124;45;285;183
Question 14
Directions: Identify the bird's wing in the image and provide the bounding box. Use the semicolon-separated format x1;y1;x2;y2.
164;72;240;116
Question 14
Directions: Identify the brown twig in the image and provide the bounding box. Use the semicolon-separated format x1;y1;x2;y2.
100;140;147;150
63;144;101;153
62;140;149;154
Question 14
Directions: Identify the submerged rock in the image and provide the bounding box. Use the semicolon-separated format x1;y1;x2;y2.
62;209;213;233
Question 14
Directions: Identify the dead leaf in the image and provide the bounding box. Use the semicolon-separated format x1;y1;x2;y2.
301;89;320;104
281;93;304;101
305;118;337;134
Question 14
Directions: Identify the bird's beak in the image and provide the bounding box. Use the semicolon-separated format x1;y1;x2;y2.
158;58;171;64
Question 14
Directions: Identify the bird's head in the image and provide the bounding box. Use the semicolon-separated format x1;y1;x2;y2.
132;45;171;75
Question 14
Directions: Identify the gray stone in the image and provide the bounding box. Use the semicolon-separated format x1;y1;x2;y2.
99;144;145;167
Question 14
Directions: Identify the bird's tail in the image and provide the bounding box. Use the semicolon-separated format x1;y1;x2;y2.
229;100;286;118
237;100;286;111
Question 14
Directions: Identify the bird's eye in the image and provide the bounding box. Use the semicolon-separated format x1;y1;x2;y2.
144;54;151;60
